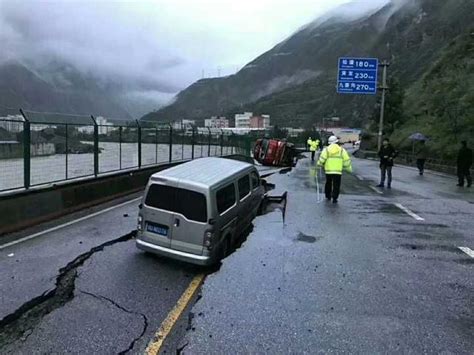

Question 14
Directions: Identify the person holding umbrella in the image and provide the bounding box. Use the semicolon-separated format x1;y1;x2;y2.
409;133;429;175
415;140;429;175
457;141;472;187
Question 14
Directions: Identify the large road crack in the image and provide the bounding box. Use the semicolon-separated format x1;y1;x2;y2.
80;290;148;354
0;231;135;349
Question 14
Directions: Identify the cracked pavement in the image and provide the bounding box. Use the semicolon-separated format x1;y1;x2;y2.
1;155;472;353
0;194;201;354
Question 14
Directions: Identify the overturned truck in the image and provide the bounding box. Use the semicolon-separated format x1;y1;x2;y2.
253;138;297;167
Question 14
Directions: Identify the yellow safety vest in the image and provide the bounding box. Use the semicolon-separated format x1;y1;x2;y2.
309;140;318;152
317;144;352;175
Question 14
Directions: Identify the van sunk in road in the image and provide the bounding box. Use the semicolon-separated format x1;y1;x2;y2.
136;157;265;265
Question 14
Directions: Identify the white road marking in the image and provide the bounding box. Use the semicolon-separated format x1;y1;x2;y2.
355;174;364;181
0;197;142;251
394;203;425;221
369;186;383;195
458;247;474;258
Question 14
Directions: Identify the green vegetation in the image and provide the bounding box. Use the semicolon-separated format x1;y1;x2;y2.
390;31;474;160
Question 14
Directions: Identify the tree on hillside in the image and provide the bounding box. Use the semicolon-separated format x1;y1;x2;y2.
371;77;406;136
424;63;474;142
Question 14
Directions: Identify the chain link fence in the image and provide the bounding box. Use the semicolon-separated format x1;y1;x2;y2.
0;110;252;193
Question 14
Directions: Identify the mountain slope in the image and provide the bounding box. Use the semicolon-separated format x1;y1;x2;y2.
0;61;135;119
390;30;474;159
142;0;474;127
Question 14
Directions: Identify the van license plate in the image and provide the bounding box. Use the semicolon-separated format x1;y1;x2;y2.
146;223;168;236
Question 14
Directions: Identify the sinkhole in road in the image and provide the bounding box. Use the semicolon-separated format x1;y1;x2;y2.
206;182;288;274
0;231;137;353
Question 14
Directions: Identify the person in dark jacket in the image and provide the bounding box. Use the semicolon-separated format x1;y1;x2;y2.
376;138;397;188
457;141;472;187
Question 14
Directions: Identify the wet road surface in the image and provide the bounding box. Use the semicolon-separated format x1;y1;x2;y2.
0;154;472;353
0;193;202;354
181;155;473;353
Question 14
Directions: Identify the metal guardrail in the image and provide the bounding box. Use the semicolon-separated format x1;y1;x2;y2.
357;150;469;176
0;109;252;193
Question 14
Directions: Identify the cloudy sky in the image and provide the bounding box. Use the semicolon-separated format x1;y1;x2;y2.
0;0;385;105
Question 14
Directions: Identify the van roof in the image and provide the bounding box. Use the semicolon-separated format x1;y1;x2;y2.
151;157;254;187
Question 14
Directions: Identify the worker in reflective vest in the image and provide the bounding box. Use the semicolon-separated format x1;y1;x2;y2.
307;138;319;162
317;135;352;203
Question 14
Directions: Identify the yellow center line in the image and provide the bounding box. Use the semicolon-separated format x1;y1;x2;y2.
145;273;206;355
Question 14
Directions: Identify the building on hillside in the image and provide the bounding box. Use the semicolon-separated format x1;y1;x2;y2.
284;127;305;137
250;114;271;129
172;119;195;130
0;115;25;133
325;127;361;143
76;116;116;135
234;112;253;128
205;116;229;128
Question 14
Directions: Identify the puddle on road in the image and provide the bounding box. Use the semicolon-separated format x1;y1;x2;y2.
398;243;462;253
296;232;322;243
279;167;292;174
393;231;461;241
393;222;449;229
454;259;474;265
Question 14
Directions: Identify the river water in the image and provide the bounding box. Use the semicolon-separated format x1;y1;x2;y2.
0;142;235;191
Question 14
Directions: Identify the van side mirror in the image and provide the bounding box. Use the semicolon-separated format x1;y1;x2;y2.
208;218;215;225
138;203;143;209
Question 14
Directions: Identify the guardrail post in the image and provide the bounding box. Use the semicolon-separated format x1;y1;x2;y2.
91;115;99;177
20;109;30;189
231;132;235;155
220;129;224;156
136;120;142;168
191;127;195;160
169;124;173;163
181;128;184;160
245;136;252;156
65;123;68;179
155;126;158;164
119;126;122;170
207;127;211;156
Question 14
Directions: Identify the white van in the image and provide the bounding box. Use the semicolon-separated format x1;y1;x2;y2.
136;157;265;265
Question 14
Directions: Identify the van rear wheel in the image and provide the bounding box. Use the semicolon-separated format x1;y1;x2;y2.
219;235;233;260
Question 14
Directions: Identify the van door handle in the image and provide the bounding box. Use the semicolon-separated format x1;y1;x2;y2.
174;218;180;227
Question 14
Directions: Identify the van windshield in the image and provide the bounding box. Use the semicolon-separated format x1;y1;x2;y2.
145;184;207;223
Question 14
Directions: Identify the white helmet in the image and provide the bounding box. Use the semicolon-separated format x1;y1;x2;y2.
328;135;339;144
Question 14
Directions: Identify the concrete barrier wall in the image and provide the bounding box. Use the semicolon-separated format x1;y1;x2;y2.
0;161;185;236
0;155;253;236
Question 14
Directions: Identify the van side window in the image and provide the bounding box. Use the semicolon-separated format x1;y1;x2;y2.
216;183;236;214
238;175;250;200
250;171;260;190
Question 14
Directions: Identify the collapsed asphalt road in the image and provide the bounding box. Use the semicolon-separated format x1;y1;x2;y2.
0;195;203;354
0;232;135;350
0;155;472;353
180;155;473;353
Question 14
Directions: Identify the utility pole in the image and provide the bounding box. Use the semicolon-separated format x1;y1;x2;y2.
377;61;390;150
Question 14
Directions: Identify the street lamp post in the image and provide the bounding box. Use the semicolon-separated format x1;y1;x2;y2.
377;61;390;150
